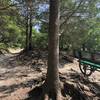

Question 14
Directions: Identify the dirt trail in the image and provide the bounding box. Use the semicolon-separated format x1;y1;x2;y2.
0;54;100;100
0;54;44;100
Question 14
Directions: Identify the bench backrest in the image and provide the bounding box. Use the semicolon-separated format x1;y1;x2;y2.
74;50;100;64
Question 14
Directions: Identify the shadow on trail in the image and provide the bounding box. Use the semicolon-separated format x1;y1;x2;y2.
62;69;100;100
0;55;33;81
0;78;43;98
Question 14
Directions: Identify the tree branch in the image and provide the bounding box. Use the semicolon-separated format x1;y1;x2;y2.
60;0;84;27
0;4;18;10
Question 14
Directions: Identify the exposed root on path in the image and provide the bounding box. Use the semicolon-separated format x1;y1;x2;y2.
25;75;90;100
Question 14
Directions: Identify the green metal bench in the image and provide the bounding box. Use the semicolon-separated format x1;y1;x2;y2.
79;59;100;76
74;50;100;76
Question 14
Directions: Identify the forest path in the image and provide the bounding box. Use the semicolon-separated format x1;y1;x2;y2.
0;54;44;100
0;53;100;100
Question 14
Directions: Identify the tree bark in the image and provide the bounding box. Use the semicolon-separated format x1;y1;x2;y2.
25;13;29;51
25;6;32;51
45;0;61;99
29;8;32;50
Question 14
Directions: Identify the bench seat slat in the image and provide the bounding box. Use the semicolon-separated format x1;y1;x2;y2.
80;60;100;69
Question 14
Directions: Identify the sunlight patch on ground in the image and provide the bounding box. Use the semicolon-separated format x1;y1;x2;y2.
8;48;23;54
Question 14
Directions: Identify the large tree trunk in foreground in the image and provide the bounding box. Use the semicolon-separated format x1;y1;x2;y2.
45;0;61;99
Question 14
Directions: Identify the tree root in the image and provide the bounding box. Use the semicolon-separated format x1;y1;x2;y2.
25;77;89;100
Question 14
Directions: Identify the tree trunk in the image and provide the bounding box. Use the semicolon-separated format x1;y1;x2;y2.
25;6;32;51
82;44;86;51
29;8;32;50
25;13;29;51
45;0;61;99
